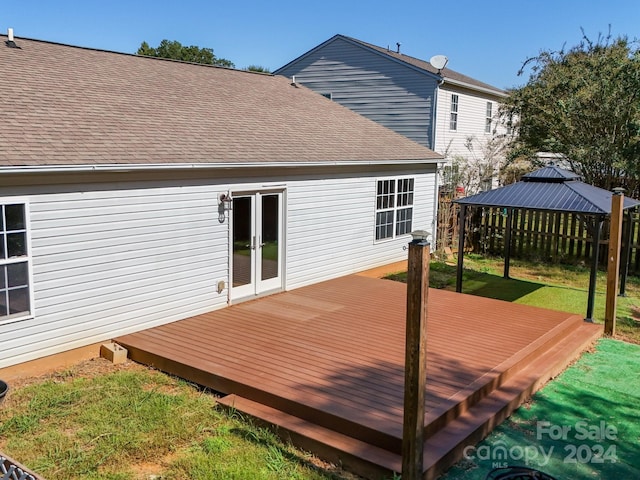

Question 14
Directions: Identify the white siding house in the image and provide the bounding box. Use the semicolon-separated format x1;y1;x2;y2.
275;35;511;194
0;35;441;368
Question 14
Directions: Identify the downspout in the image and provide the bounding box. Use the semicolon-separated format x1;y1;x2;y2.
431;162;443;249
430;75;445;152
430;76;446;250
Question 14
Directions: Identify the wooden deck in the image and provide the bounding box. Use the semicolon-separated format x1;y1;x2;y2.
115;274;602;479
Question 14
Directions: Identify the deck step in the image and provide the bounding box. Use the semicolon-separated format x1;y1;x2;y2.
217;394;401;480
217;322;601;480
421;321;602;479
423;313;584;438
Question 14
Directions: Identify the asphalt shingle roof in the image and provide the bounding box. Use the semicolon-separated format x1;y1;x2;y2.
0;36;442;168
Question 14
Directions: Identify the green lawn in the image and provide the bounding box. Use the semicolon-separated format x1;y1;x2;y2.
386;255;640;344
0;364;355;480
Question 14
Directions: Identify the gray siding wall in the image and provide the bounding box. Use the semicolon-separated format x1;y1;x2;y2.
277;37;438;149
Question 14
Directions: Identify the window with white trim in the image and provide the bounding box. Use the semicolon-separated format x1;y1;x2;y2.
0;202;32;324
485;102;493;133
450;94;459;131
375;178;414;240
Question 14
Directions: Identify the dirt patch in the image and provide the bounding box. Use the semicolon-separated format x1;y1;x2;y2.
6;357;144;391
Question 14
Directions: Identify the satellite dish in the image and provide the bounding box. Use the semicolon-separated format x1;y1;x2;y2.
429;55;449;71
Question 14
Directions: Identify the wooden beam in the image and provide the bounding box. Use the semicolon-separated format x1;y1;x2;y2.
402;239;430;480
605;191;624;335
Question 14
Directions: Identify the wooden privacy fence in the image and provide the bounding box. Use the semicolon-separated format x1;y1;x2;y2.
437;200;640;275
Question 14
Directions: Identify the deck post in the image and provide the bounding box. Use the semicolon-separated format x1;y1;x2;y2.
402;234;430;480
605;189;624;335
456;204;466;293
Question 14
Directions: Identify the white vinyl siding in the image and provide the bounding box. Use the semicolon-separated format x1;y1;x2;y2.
0;184;230;368
434;85;508;160
286;168;434;289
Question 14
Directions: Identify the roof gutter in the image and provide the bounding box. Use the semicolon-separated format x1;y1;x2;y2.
442;77;508;98
0;159;443;175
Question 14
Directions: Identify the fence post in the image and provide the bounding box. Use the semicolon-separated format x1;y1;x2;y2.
503;208;513;279
619;209;633;296
456;205;467;293
586;216;604;322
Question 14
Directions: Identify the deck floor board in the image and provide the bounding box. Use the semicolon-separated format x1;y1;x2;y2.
116;274;594;473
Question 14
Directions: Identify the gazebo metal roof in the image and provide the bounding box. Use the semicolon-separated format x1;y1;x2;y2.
455;165;640;213
452;165;640;321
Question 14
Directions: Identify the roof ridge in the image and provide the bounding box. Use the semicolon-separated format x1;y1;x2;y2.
0;34;266;75
565;181;608;214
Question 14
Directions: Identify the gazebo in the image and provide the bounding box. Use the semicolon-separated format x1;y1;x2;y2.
454;166;640;321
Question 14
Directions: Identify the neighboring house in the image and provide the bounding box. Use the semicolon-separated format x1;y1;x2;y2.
0;34;442;368
275;34;511;194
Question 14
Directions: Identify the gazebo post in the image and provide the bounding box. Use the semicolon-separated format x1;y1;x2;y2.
619;208;634;297
586;215;604;322
456;204;467;293
503;208;513;279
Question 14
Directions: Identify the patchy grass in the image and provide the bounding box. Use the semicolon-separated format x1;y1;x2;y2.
0;360;360;480
386;255;640;344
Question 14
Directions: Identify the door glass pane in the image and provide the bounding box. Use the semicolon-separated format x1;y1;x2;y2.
232;197;252;287
261;194;279;281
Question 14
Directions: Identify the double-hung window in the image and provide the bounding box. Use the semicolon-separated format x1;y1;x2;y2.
485;102;493;133
0;201;32;324
375;178;414;240
450;94;459;131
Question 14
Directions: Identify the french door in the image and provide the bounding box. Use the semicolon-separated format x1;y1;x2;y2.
231;190;283;300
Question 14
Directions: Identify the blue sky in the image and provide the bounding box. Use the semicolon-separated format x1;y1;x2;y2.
3;1;639;89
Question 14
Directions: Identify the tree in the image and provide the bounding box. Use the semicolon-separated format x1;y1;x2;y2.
245;65;271;73
137;40;234;68
503;30;640;195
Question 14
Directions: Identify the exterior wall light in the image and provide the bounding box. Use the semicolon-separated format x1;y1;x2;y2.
410;230;431;244
218;192;232;223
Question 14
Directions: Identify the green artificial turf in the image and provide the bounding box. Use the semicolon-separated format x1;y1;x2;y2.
440;338;640;479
